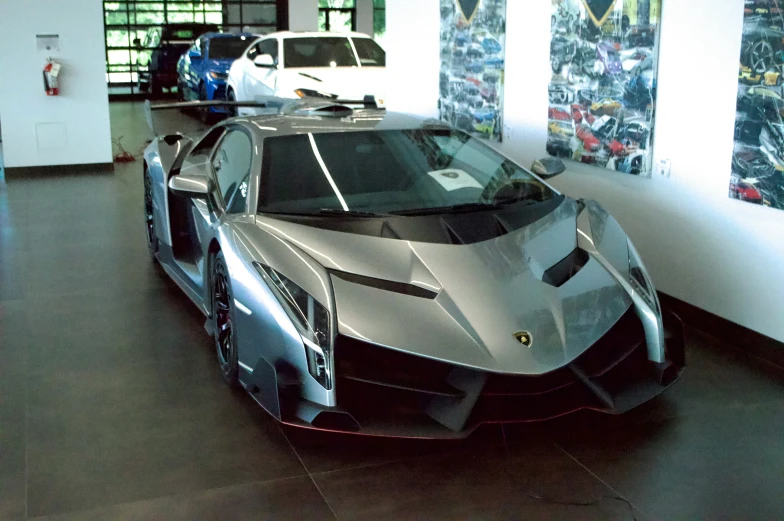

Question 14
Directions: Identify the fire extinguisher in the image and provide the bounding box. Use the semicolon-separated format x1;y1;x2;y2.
43;58;61;96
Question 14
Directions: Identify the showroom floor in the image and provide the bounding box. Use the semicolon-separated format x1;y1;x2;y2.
1;102;783;521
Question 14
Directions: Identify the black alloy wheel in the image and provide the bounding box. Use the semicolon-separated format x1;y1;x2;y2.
749;40;775;75
144;167;158;260
227;89;238;118
213;252;240;387
199;84;213;125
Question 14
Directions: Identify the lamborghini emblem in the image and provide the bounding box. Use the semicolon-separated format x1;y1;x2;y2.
581;0;619;28
513;331;533;347
456;0;481;23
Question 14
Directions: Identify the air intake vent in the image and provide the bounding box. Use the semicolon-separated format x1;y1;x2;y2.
294;104;354;117
329;270;439;299
541;248;590;288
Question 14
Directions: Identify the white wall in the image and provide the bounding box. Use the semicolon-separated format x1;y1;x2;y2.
387;0;784;343
385;0;441;118
0;0;112;168
289;0;320;31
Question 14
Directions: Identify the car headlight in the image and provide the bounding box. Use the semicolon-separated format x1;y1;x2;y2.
627;239;660;314
209;71;229;80
294;88;338;99
254;263;332;389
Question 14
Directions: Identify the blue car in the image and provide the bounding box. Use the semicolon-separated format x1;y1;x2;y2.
177;32;255;122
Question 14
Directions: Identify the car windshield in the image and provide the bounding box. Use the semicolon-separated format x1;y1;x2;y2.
258;129;556;216
352;38;385;66
283;37;358;68
209;37;251;59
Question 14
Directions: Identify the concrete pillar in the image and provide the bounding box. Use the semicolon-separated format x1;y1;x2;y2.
356;0;374;36
288;0;319;31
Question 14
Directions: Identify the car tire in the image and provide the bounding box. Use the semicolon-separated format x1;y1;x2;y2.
212;252;240;388
199;84;214;125
143;166;159;261
177;81;186;103
150;74;162;98
749;39;775;75
227;89;238;118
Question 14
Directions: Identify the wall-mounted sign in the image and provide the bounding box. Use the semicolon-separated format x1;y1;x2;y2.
729;7;784;210
546;0;662;177
36;34;60;53
439;0;507;142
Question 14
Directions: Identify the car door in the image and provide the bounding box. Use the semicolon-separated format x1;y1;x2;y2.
166;126;227;294
243;38;280;101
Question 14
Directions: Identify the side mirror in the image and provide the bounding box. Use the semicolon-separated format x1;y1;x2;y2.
188;48;202;59
531;157;566;179
133;38;142;48
168;174;211;198
253;54;275;68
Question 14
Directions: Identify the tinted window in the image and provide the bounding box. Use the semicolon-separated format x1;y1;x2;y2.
209;37;252;60
352;38;385;66
283;37;357;68
248;38;278;63
213;130;253;212
187;127;226;165
259;130;555;215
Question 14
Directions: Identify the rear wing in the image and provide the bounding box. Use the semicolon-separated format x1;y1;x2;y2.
144;96;384;136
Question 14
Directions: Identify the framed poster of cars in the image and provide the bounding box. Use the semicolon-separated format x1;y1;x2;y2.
730;3;784;210
547;0;662;176
439;0;506;142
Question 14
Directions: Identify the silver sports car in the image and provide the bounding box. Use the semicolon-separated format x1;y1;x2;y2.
143;99;684;438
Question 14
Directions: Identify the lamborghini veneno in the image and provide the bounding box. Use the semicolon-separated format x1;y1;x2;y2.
142;99;684;438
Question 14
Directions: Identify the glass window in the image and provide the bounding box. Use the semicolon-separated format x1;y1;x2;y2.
188;127;227;165
283;37;357;68
258;130;556;215
352;38;385;66
208;36;253;59
213;130;253;212
104;0;279;92
319;0;355;6
373;0;385;43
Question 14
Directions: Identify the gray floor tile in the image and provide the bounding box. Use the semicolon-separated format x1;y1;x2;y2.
553;403;784;521
28;477;336;521
313;440;641;521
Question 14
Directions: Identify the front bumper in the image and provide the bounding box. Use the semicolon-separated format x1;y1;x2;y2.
245;308;685;439
205;81;229;113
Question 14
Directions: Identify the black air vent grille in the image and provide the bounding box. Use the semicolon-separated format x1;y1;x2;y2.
329;270;439;299
541;248;590;288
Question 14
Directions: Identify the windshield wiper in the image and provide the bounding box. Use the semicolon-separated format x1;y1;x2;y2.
391;201;518;216
317;208;389;218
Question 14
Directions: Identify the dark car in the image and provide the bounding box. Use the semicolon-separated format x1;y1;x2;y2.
550;35;577;73
625;25;657;48
135;23;219;95
735;115;764;145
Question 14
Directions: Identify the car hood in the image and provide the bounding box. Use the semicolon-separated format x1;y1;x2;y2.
280;67;387;101
247;199;633;375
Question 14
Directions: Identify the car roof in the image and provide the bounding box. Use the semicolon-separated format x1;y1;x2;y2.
203;32;256;39
232;108;449;140
258;31;375;40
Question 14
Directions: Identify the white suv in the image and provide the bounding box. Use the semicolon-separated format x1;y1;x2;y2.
227;31;386;115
